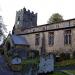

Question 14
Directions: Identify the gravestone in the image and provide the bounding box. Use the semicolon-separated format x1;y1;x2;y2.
38;54;54;74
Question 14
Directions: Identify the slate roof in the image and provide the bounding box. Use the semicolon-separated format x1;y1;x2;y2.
11;35;29;45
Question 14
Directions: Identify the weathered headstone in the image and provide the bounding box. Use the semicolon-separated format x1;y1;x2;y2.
38;54;54;74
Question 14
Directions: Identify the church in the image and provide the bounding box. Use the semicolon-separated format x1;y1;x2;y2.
12;7;75;58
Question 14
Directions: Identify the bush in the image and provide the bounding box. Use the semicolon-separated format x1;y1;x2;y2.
72;52;75;59
60;53;70;60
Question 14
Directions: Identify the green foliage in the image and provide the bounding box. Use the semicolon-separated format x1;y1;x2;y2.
21;57;39;73
48;13;63;24
64;70;75;75
7;51;12;57
22;57;39;65
72;51;75;58
55;59;75;67
57;53;70;61
0;16;7;37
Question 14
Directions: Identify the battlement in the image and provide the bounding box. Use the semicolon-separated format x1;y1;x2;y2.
14;7;37;30
23;7;37;15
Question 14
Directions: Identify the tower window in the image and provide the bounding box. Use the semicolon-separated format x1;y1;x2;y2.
18;16;20;21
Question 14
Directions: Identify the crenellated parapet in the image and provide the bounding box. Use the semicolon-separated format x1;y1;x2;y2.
23;7;37;16
14;7;37;31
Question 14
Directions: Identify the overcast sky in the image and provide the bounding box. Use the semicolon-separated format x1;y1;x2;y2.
0;0;75;32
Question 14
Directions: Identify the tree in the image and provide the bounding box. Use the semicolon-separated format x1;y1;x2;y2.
0;16;7;44
0;16;7;34
47;13;63;24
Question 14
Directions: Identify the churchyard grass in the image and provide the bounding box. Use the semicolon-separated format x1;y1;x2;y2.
22;57;39;65
55;59;75;67
64;70;75;75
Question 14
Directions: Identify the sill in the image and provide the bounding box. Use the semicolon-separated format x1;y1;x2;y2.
64;44;71;46
48;45;54;47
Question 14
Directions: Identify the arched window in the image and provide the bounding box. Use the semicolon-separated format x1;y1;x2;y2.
64;30;71;45
48;32;54;46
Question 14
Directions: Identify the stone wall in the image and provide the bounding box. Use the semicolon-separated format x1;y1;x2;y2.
14;19;75;54
14;19;75;35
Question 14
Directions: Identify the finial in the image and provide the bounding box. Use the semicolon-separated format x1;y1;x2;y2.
28;10;30;13
23;7;26;11
32;11;34;14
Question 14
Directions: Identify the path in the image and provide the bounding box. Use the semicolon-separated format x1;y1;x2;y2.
55;65;75;71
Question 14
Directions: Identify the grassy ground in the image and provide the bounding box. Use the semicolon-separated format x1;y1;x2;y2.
48;71;68;75
64;70;75;74
55;59;75;67
22;57;39;65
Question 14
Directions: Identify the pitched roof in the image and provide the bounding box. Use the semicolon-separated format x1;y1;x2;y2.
11;35;29;45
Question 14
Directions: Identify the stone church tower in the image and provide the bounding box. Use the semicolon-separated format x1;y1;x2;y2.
14;7;37;31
